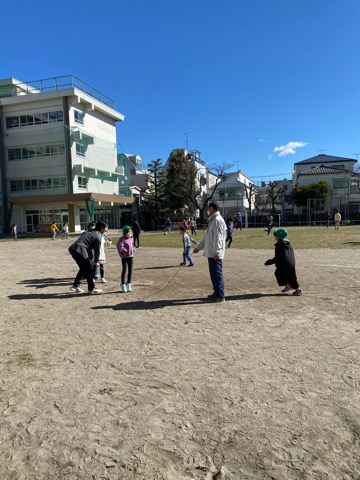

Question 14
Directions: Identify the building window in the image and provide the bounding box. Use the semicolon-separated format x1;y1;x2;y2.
51;144;65;156
24;179;38;191
8;143;65;161
53;177;67;189
8;148;22;160
34;112;49;125
333;179;346;189
6;110;63;129
20;114;34;127
76;143;86;157
78;176;87;189
36;145;51;157
74;110;84;125
49;110;64;122
38;178;52;189
9;180;24;192
22;147;36;159
6;116;20;128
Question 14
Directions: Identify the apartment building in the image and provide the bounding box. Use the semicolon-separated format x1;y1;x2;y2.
0;75;134;232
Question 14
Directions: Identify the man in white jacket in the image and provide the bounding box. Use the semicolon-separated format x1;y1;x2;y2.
193;201;227;302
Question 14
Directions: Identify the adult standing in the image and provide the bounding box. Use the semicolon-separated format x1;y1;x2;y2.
193;201;227;302
325;211;331;228
132;217;141;248
69;221;108;294
236;211;243;231
334;210;341;230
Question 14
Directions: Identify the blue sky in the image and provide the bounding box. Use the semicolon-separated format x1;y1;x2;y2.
2;0;360;182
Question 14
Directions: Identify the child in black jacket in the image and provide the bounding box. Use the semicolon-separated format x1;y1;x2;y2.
264;228;303;296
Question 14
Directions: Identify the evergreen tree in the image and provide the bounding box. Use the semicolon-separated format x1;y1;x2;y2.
147;158;165;227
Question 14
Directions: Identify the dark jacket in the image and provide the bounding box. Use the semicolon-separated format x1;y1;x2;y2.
132;221;141;236
266;239;295;269
69;230;101;262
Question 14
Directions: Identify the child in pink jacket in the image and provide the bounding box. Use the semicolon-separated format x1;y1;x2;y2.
116;225;135;292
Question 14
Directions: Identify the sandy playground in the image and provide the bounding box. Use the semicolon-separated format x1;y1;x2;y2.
0;236;360;480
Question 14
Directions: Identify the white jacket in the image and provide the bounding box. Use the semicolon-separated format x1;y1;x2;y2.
196;211;226;259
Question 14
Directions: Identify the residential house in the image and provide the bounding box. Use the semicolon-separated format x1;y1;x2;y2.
293;154;360;220
211;171;255;226
255;178;293;218
0;75;134;232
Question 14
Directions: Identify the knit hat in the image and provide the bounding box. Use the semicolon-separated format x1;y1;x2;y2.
274;228;288;240
123;225;131;234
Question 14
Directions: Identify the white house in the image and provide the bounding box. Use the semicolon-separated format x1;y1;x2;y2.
0;75;134;232
211;170;255;225
293;154;360;219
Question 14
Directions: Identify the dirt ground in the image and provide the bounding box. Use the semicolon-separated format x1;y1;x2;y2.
1;236;360;480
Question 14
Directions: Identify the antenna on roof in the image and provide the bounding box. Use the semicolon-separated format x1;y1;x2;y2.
353;153;360;161
317;149;328;154
183;132;190;150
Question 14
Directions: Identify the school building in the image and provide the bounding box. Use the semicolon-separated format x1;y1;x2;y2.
0;75;134;233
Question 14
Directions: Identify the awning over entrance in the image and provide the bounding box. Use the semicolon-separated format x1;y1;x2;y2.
9;192;135;206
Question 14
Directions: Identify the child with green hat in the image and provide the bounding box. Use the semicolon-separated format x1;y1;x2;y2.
264;228;303;295
116;225;135;292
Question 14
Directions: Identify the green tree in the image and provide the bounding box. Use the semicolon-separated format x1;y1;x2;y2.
292;180;330;207
147;158;165;227
163;148;232;223
163;149;197;210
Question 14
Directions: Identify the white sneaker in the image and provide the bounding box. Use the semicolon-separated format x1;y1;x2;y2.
70;286;84;293
126;283;132;292
101;278;107;283
121;284;127;292
89;288;102;294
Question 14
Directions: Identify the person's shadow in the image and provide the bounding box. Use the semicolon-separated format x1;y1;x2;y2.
91;293;284;311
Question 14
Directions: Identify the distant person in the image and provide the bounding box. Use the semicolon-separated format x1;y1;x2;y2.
193;201;227;302
226;218;234;248
164;217;171;235
50;221;59;240
264;215;274;236
325;211;331;228
236;211;243;231
11;224;18;241
264;227;303;296
334;210;341;230
68;221;108;294
179;225;195;267
116;225;135;293
190;218;197;236
132;217;141;248
62;223;69;239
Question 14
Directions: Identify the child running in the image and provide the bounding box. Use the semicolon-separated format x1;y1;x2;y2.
226;218;234;248
264;227;303;296
179;226;195;267
116;225;134;292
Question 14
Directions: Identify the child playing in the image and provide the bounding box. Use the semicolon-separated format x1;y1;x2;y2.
116;225;135;292
226;218;234;248
62;223;69;239
179;226;195;267
264;227;303;296
98;233;108;283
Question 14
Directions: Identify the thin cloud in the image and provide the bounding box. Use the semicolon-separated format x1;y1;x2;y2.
273;141;308;157
258;138;270;144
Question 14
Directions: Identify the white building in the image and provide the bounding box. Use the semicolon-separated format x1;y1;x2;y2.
0;76;134;232
293;154;360;219
211;170;255;224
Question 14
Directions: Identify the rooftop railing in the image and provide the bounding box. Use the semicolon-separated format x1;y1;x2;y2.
16;75;115;108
